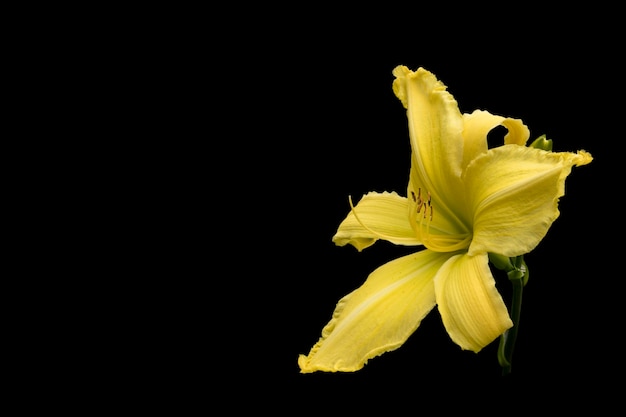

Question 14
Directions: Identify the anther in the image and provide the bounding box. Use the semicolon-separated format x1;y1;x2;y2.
415;188;434;221
422;191;432;219
416;188;423;213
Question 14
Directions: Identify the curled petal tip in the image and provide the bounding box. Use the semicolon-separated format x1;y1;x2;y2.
575;150;593;166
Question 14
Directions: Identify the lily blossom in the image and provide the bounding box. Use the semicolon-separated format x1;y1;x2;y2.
298;66;592;373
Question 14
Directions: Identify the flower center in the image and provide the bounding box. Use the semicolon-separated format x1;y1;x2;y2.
409;187;472;252
411;187;437;249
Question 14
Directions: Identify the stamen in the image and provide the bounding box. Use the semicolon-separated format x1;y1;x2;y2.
413;187;435;246
412;190;471;252
423;191;432;219
416;188;423;213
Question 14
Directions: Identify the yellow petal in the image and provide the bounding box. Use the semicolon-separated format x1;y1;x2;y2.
435;253;513;352
298;250;452;373
392;66;469;233
332;191;421;251
461;110;530;167
465;145;592;257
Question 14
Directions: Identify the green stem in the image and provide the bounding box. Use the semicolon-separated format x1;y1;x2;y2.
502;277;523;375
498;256;525;376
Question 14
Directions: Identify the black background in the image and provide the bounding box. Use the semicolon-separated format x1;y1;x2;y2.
15;5;623;413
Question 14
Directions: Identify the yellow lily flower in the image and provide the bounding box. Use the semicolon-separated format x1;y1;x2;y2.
298;66;592;373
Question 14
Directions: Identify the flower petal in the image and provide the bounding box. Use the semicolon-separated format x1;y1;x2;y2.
392;67;464;177
393;66;469;232
461;110;530;167
435;253;513;352
332;191;421;251
298;250;452;373
465;145;593;257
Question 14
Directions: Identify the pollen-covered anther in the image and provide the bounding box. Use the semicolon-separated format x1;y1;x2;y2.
410;187;435;247
414;188;424;210
413;188;433;219
410;188;434;222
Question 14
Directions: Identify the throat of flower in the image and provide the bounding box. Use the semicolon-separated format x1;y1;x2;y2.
410;187;471;253
411;187;434;242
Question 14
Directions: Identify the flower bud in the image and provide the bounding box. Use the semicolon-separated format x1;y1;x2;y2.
488;253;513;271
529;134;553;151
